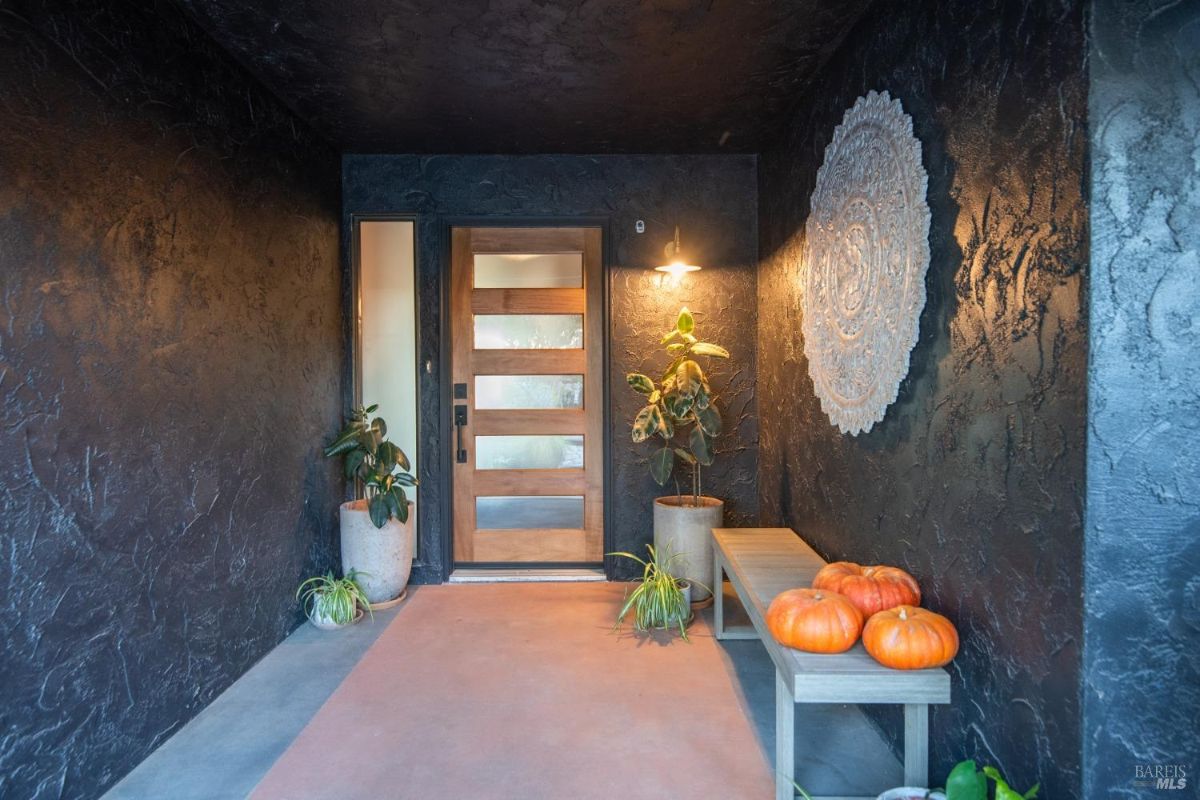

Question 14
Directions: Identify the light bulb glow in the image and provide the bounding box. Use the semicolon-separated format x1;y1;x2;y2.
654;261;701;278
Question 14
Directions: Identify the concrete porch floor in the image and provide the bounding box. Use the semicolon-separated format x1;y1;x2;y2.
106;582;901;799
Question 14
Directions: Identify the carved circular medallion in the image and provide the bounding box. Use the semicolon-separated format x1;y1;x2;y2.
802;90;931;435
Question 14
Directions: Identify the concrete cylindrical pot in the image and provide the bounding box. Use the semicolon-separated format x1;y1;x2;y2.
339;499;414;605
653;496;724;602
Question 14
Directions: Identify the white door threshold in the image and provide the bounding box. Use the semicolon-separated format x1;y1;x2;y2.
448;568;606;583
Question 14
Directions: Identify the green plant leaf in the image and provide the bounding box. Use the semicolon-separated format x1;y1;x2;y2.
650;447;674;485
667;342;686;355
1023;784;1041;799
364;404;378;414
393;472;418;487
392;487;410;522
367;495;389;528
632;405;658;443
694;385;710;410
676;360;704;398
674;447;697;465
650;404;672;439
696;403;722;436
660;329;680;345
370;417;387;439
395;447;411;472
344;448;366;479
357;428;379;456
946;760;986;800
627;373;655;394
690;426;714;465
676;307;694;334
691;342;729;358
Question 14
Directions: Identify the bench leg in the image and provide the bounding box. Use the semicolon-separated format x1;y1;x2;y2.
713;550;725;639
776;671;794;800
903;703;929;788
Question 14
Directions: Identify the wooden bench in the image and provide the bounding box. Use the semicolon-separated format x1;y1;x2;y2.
712;528;951;800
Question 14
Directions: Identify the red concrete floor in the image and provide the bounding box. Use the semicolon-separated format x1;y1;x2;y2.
250;582;771;798
250;582;899;799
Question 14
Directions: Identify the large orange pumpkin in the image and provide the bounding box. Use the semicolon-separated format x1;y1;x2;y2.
862;605;959;669
766;588;864;654
811;561;921;617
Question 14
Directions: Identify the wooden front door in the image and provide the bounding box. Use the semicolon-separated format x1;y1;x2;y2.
450;227;604;565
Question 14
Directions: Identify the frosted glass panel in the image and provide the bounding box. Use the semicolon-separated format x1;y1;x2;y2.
474;314;583;349
476;435;583;470
474;253;582;288
475;375;583;409
359;220;418;553
476;496;585;529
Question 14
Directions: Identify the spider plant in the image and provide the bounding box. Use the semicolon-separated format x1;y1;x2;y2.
608;543;705;640
297;570;372;627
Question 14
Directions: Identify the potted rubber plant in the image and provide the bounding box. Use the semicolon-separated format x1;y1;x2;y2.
296;570;372;630
324;404;417;606
608;543;697;639
626;307;728;603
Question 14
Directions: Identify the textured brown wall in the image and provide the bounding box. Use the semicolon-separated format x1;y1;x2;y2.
0;2;341;797
756;1;1087;797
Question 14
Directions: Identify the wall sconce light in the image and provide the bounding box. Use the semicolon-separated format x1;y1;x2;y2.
654;226;701;278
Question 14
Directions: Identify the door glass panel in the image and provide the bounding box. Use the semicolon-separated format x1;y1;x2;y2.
475;435;583;470
474;314;583;349
474;253;583;288
475;496;585;529
475;374;583;409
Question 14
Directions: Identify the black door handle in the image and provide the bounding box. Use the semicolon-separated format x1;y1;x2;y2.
454;405;468;463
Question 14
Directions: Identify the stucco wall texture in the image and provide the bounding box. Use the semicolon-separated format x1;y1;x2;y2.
1085;1;1200;796
0;2;342;797
756;1;1088;797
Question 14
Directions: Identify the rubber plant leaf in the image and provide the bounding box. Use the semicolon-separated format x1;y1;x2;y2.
632;405;657;443
649;447;674;485
674;448;697;465
691;342;729;358
675;360;704;398
367;495;390;529
627;373;655;394
696;404;722;436
689;426;714;466
676;307;694;334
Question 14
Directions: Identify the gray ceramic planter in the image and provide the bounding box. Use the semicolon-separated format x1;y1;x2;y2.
339;499;414;605
653;496;724;601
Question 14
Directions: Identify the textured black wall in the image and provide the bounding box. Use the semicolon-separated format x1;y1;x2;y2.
1085;1;1200;796
0;2;341;797
342;155;758;581
756;1;1087;797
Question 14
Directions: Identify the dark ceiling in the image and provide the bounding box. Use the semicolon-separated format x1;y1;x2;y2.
177;0;874;153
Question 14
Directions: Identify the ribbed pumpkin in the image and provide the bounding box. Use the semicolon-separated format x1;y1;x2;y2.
862;605;959;669
811;561;921;617
766;588;864;654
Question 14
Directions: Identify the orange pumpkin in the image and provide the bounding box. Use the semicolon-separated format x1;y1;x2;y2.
811;561;921;617
862;605;959;669
766;588;864;654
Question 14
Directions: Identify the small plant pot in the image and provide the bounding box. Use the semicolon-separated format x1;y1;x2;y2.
876;789;946;800
654;496;723;602
308;603;364;631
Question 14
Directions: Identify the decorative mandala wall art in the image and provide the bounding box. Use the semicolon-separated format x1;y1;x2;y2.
802;90;931;435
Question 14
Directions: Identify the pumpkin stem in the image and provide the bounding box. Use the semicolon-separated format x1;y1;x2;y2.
899;607;908;620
